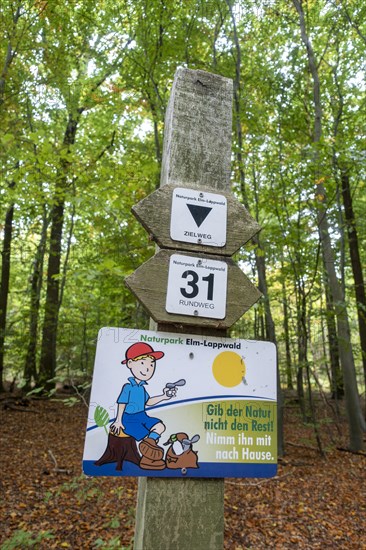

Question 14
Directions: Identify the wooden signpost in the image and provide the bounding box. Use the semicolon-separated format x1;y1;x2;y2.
127;68;262;550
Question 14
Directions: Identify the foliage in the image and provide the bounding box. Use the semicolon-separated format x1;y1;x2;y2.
0;529;54;549
0;0;365;414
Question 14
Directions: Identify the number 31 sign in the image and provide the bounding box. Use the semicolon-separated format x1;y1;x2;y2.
166;253;228;319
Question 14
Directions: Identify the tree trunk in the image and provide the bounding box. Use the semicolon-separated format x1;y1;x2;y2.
226;0;283;455
38;202;64;388
293;0;364;450
23;209;49;389
38;114;79;389
0;9;22;390
296;282;308;421
340;168;366;406
254;241;276;343
0;201;14;392
318;201;365;446
324;278;344;400
281;270;293;390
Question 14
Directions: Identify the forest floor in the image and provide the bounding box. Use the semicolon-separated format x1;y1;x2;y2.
0;393;365;550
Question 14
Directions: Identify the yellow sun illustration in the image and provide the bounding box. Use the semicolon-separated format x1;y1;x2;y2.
212;351;246;387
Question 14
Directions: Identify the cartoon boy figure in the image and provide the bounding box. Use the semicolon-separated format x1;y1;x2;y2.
110;342;176;470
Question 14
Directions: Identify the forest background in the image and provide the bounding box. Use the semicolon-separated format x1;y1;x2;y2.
1;0;366;454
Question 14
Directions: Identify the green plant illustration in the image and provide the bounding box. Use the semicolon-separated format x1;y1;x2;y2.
94;404;110;435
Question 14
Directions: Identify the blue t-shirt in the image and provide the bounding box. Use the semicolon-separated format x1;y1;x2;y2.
117;377;149;414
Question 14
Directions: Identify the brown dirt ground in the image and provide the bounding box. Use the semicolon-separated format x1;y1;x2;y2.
0;395;365;549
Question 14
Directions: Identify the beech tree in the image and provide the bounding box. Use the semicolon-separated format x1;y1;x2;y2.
292;0;364;450
0;0;44;391
31;1;137;387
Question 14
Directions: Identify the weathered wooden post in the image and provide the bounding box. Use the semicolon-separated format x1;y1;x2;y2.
128;68;261;550
82;68;276;550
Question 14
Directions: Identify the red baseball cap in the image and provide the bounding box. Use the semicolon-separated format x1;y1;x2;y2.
122;342;164;364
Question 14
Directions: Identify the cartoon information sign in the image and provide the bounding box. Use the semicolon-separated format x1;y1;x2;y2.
83;327;277;478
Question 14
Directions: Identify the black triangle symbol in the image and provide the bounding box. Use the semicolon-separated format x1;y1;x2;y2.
186;204;212;228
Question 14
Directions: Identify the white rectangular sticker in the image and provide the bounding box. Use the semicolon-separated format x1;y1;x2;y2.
170;187;227;247
166;253;227;319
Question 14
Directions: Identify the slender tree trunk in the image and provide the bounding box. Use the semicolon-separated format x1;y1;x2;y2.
59;199;76;311
38;114;79;389
329;53;366;407
0;200;14;392
226;0;276;344
225;0;247;207
340;168;366;405
296;282;307;420
80;310;89;373
225;0;283;455
305;342;324;455
317;198;364;446
146;97;162;189
0;5;21;109
281;271;293;390
324;278;343;399
38;201;64;388
253;233;277;345
0;7;21;390
293;0;365;450
23;209;49;389
253;307;265;340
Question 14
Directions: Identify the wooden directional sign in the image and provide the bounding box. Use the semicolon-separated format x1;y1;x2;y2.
132;183;261;256
125;249;261;329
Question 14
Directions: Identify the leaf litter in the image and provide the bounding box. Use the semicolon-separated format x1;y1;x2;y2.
0;397;365;549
